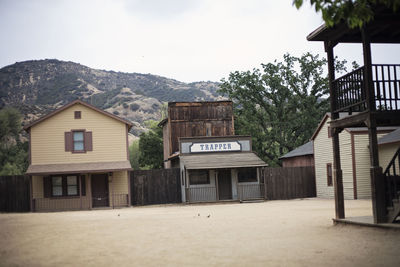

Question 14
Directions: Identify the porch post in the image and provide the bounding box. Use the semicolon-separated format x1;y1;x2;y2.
29;175;34;212
88;174;92;209
361;27;386;223
326;41;345;219
79;174;82;210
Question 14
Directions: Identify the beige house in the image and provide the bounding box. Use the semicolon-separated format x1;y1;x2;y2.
24;100;133;211
312;113;398;199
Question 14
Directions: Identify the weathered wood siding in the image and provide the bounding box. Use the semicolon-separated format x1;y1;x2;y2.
30;103;128;165
282;155;314;167
168;102;234;155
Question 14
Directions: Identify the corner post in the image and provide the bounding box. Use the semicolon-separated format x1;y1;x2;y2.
326;41;345;219
361;26;375;112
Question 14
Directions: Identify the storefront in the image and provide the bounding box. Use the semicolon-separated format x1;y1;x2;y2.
178;136;268;203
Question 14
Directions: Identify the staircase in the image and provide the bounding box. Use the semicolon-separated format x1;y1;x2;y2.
383;148;400;223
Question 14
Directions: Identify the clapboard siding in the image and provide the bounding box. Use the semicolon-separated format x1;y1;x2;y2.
340;131;353;199
30;103;127;165
379;143;400;172
314;118;335;198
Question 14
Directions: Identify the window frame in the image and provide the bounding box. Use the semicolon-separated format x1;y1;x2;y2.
238;167;258;183
51;175;81;197
72;129;86;153
74;111;81;119
327;163;333;186
189;170;210;185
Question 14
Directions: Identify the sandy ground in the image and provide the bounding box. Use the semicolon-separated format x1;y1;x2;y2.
1;198;400;267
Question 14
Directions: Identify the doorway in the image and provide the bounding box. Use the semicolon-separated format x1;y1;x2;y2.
91;173;109;207
218;169;232;200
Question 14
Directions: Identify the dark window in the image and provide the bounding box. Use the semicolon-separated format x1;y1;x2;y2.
189;170;210;185
327;163;333;186
238;168;258;183
206;123;212;136
50;175;85;197
74;111;81;119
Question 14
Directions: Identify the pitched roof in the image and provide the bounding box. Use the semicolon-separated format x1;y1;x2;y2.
279;141;313;159
378;128;400;145
23;99;133;131
180;152;267;169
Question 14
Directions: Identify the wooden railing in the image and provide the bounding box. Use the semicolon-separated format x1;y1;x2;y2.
186;186;217;203
237;183;264;201
383;147;400;208
333;64;400;114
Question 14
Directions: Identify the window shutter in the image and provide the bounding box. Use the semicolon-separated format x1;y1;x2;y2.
43;176;52;198
80;175;86;196
65;132;72;151
85;131;93;151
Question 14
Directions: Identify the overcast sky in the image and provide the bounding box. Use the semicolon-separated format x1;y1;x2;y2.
1;0;399;83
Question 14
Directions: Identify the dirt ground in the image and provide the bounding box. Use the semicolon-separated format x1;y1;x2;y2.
1;198;399;267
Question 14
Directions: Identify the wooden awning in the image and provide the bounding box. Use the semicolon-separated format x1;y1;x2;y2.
180;152;267;170
307;6;400;44
26;161;132;175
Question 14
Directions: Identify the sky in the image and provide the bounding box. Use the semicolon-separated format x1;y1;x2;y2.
1;0;399;83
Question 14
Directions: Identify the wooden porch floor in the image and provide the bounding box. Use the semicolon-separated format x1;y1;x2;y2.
333;216;400;229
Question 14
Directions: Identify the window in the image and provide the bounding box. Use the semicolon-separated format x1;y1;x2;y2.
50;175;84;197
206;123;212;136
238;168;258;183
189;170;210;185
52;176;63;196
67;176;78;195
73;131;84;152
74;111;81;119
327;163;333;186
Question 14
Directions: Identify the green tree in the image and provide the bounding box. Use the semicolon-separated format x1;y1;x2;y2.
0;108;28;175
219;52;346;166
138;120;163;169
293;0;400;28
129;139;140;170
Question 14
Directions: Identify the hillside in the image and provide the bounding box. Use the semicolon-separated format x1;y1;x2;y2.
0;59;223;136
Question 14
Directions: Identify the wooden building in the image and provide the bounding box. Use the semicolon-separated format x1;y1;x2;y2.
311;113;398;200
24;100;133;211
307;6;400;223
279;141;314;167
160;101;268;203
159;101;234;168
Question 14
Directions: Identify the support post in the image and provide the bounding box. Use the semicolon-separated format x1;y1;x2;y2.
127;171;131;207
79;174;82;210
326;41;345;219
29;175;34;212
88;174;92;209
361;26;375;112
367;117;386;223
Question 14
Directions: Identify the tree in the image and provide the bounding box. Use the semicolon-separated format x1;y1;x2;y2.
219;52;346;166
0;108;28;175
138;120;163;169
293;0;400;28
129;139;140;170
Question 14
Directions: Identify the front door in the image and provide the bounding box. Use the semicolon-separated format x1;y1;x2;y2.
91;174;109;207
218;169;232;200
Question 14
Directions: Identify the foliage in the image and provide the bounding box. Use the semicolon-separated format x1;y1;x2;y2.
138;120;163;169
293;0;400;28
0;108;28;175
129;139;140;170
219;52;346;166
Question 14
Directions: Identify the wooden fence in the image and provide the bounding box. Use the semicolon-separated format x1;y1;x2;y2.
264;166;316;200
0;175;31;212
130;168;181;205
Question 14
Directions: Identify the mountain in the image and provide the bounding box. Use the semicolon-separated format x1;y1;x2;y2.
0;59;224;136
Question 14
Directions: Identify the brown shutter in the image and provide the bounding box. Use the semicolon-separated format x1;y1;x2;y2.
80;175;86;196
43;176;52;198
85;131;93;151
65;132;72;151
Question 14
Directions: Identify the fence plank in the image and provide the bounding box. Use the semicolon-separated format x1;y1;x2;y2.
130;168;181;206
0;175;31;212
263;167;316;200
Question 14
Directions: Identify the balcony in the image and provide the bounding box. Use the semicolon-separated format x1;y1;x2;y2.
331;64;400;128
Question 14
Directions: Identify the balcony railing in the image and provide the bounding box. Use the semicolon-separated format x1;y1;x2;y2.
186;186;217;203
333;64;400;114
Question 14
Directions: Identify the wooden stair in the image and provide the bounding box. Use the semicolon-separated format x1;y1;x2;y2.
383;147;400;223
387;191;400;223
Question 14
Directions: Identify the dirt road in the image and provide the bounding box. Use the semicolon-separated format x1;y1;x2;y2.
1;198;399;266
